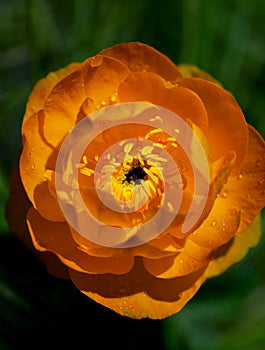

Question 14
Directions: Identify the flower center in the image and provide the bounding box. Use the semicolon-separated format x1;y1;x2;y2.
122;158;148;185
110;155;164;213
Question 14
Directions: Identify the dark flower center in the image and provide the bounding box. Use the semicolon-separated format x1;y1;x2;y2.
122;159;148;184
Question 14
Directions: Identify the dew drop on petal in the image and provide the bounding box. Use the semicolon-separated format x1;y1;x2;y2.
211;221;217;227
90;55;103;67
237;173;244;180
110;92;118;103
221;191;228;198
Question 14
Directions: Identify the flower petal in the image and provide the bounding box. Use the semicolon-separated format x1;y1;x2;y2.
100;42;182;82
33;170;65;222
5;166;69;278
6;166;33;249
71;229;179;259
177;64;221;85
143;238;211;278
27;207;134;275
221;125;265;232
20;110;57;205
23;63;81;127
118;72;208;131
43;55;131;147
69;258;207;319
178;78;248;167
206;214;262;278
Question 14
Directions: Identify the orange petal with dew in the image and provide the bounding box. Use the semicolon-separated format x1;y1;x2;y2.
178;78;248;167
23;62;81;128
33;170;65;222
69;257;207;319
20;110;57;205
27;207;134;275
221;125;265;232
43;55;130;147
118;72;208;131
100;42;183;83
70;228;179;259
187;152;241;249
206;214;262;278
143;238;211;278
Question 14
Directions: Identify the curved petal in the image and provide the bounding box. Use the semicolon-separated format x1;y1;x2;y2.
71;229;180;259
33;170;65;222
178;78;248;167
5;166;69;279
187;151;241;250
23;62;81;128
177;64;221;85
69;258;207;319
26;207;134;275
143;238;211;278
6;166;33;249
221;125;265;232
206;214;262;278
118;72;208;131
43;55;131;147
100;42;183;82
20;110;57;205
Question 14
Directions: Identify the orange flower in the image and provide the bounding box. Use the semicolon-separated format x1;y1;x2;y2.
6;42;265;319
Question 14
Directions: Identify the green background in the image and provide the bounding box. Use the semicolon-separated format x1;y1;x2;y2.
0;0;264;349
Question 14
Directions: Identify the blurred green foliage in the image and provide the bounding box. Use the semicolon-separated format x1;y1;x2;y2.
0;0;264;349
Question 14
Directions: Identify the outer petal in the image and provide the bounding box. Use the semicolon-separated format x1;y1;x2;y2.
143;239;211;278
23;63;81;127
5;166;69;279
71;229;180;259
43;55;131;147
178;78;248;167
20;111;63;221
69;258;207;319
206;214;262;278
177;64;221;85
27;207;134;275
118;72;208;131
221;125;265;232
100;42;183;82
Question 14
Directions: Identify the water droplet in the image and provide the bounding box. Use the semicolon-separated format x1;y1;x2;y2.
122;300;127;305
180;259;183;264
221;191;228;198
31;164;35;170
100;100;106;107
128;305;134;309
237;173;243;179
90;55;103;67
110;92;118;103
211;221;217;227
119;306;124;310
